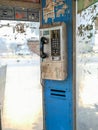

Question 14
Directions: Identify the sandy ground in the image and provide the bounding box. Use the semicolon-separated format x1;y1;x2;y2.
2;55;43;130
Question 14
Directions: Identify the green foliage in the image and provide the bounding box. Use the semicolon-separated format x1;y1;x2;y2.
78;0;98;12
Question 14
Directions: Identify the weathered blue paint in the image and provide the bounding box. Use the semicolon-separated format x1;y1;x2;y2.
41;0;73;130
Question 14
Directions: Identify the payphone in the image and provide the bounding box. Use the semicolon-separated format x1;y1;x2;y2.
40;22;67;80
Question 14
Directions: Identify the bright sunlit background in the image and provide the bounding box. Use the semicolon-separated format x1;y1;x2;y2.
76;2;98;130
0;20;43;130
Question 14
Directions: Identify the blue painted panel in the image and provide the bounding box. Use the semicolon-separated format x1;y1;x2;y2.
41;0;73;130
44;99;71;130
42;0;72;24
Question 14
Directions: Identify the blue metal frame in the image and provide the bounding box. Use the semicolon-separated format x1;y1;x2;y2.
41;0;73;130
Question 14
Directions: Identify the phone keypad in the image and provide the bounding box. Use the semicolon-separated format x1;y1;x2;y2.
51;38;60;57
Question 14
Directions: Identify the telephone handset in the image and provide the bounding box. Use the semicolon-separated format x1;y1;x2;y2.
40;22;67;80
40;37;48;58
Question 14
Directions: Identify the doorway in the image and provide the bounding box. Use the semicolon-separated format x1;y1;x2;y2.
0;20;43;130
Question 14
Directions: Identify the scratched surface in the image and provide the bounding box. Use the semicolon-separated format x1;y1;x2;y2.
42;62;67;80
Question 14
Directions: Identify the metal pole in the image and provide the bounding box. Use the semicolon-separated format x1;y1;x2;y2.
0;110;2;130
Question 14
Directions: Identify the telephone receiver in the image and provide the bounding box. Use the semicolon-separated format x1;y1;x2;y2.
40;37;48;58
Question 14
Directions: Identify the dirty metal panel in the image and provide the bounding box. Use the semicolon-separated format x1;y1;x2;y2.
0;6;14;20
41;62;67;80
40;22;67;81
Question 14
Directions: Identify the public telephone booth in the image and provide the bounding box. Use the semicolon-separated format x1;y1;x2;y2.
0;0;98;130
